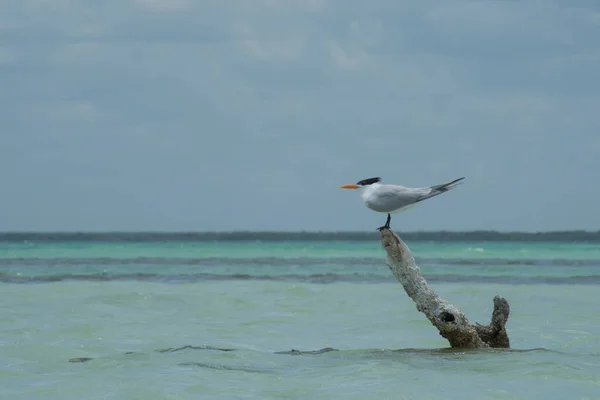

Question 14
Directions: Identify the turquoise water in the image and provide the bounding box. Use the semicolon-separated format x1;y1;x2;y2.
2;240;600;399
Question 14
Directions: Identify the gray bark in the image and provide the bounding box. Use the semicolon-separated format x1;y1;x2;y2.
380;229;510;349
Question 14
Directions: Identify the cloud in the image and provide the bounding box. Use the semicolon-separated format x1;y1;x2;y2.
0;47;15;65
326;40;370;70
35;102;105;124
132;0;191;12
239;38;306;62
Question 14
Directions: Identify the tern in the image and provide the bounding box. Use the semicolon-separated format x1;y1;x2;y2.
340;176;465;231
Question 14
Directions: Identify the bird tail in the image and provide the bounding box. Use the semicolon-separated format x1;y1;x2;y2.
430;177;465;193
417;177;465;202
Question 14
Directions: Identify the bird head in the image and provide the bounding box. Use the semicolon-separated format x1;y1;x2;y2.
340;177;381;189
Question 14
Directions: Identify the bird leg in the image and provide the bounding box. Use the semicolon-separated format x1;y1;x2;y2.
377;213;392;231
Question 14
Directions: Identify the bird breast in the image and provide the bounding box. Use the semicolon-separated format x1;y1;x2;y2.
361;186;392;213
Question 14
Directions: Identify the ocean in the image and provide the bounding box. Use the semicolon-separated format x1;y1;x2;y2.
1;237;600;399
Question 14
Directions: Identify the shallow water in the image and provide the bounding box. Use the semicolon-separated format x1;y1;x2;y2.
1;240;600;399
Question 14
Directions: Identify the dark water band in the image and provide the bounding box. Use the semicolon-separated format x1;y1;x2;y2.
1;256;599;267
2;272;600;284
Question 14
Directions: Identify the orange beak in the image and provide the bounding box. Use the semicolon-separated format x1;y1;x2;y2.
339;183;360;189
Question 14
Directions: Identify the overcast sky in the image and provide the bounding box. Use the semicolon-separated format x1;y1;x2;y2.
1;0;600;232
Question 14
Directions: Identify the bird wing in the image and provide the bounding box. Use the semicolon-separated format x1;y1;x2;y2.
365;177;465;213
366;185;430;212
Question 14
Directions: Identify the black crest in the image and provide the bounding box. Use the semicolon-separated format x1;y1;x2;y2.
357;177;381;186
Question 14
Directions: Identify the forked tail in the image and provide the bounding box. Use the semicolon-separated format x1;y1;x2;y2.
417;177;465;202
430;177;465;193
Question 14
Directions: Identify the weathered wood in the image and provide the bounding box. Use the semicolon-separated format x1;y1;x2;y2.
380;228;510;348
474;296;511;348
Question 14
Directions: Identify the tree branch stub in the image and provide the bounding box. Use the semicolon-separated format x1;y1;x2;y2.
380;228;510;349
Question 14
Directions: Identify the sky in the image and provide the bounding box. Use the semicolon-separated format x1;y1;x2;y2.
1;0;600;232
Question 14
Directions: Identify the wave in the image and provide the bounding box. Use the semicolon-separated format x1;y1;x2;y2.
1;256;599;267
2;272;600;284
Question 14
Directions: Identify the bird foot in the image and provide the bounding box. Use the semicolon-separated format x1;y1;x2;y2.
376;214;392;231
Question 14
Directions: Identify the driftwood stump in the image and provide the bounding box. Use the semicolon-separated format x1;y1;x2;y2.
380;228;510;348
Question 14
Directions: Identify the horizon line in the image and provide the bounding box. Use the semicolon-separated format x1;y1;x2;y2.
1;229;599;234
